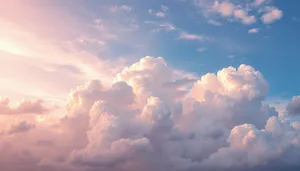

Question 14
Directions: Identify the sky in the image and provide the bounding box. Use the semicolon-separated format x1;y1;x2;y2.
1;0;300;171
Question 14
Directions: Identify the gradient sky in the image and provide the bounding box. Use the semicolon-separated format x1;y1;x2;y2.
1;0;299;109
1;1;300;171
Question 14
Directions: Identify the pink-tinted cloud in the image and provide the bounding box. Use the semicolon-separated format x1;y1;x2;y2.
0;56;298;171
192;0;283;25
8;121;36;135
261;6;283;24
0;97;50;115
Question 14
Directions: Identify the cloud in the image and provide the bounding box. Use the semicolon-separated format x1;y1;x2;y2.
148;9;166;18
248;28;260;34
0;97;51;115
76;36;106;46
197;47;207;52
8;121;36;134
252;0;267;6
207;19;222;26
0;56;299;171
111;5;132;13
156;12;166;18
211;1;256;25
261;7;283;24
145;21;176;32
178;32;212;41
228;55;234;59
200;1;256;25
193;0;283;25
286;96;300;115
161;5;169;12
148;5;169;18
233;9;256;25
212;1;235;17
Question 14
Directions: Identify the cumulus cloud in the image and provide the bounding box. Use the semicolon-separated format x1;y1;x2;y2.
234;9;256;25
192;0;283;25
211;1;255;25
195;1;255;25
202;116;300;170
212;1;234;17
0;97;50;115
0;56;299;171
261;7;283;24
286;96;300;115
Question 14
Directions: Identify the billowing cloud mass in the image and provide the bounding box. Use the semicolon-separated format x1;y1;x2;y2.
0;56;300;171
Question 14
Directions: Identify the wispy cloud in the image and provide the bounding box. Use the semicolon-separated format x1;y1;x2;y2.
248;28;260;34
148;5;169;18
292;17;300;22
149;9;166;18
156;11;166;18
207;19;222;26
161;5;169;12
145;21;176;32
111;5;132;13
228;55;235;59
178;32;212;41
76;36;106;46
197;47;207;52
252;0;267;6
119;19;139;32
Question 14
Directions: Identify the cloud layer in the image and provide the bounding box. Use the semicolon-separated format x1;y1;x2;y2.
0;56;299;171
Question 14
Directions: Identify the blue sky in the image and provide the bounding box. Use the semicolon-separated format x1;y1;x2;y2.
66;0;300;99
0;0;299;105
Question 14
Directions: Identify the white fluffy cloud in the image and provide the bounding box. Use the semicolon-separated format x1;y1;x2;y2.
0;56;299;171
